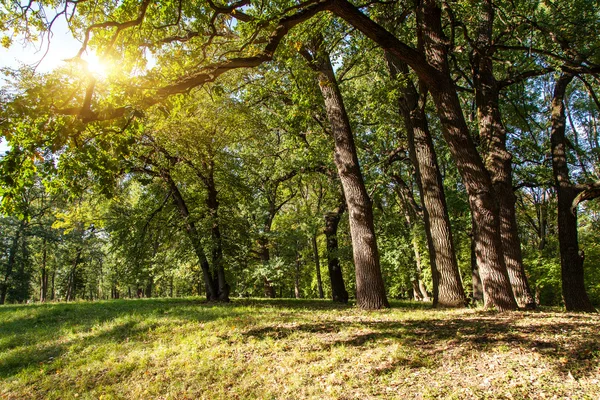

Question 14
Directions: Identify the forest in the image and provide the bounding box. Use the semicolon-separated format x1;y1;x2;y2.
1;0;600;313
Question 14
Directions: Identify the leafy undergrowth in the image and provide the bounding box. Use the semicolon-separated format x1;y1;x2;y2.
0;298;599;399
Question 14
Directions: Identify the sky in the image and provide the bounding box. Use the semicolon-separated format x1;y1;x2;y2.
1;17;82;155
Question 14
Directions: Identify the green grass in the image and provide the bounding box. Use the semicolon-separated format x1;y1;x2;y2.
1;298;599;399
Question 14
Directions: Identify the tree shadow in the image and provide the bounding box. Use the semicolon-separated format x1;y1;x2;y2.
241;311;600;379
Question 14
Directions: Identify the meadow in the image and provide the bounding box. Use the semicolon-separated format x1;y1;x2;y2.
1;298;599;399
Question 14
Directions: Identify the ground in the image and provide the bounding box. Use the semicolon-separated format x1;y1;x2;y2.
0;298;599;399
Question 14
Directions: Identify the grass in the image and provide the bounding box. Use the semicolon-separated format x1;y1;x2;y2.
0;298;599;399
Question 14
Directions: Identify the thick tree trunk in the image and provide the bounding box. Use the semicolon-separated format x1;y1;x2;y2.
324;201;349;304
386;52;465;308
331;0;516;310
550;73;595;312
165;173;219;301
473;0;535;309
302;42;389;309
312;234;324;299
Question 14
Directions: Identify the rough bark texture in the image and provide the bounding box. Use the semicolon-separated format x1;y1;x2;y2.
331;0;516;310
473;0;535;309
470;217;484;303
550;73;596;312
386;52;466;308
312;234;324;298
324;202;349;304
303;42;389;309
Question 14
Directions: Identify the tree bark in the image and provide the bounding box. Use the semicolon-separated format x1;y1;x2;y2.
0;225;22;304
331;0;517;310
312;234;324;299
295;247;301;299
66;247;82;302
324;199;349;304
472;0;535;309
40;238;48;302
165;172;218;301
386;52;465;308
550;73;596;312
470;215;484;303
205;163;230;301
302;41;389;309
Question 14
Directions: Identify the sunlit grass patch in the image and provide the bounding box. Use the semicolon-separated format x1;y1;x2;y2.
1;298;599;399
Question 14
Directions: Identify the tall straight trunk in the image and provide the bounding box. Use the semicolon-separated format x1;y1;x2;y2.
473;0;535;309
301;41;389;309
145;277;153;298
386;52;465;307
550;73;595;312
40;238;48;302
294;247;301;299
259;214;276;298
165;173;218;301
205;166;230;302
331;0;517;310
0;226;21;304
324;200;349;303
50;270;55;301
312;234;324;299
66;248;81;302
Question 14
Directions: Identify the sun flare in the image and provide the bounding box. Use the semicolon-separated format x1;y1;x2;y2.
83;52;110;78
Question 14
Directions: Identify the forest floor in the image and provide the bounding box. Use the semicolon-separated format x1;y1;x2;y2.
0;298;599;399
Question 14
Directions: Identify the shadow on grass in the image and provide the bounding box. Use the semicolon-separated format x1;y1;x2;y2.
241;310;600;379
1;298;598;382
0;297;250;379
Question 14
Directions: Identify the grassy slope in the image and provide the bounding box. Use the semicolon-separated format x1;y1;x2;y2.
0;298;599;400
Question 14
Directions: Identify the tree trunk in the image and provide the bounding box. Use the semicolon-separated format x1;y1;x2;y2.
331;0;517;311
145;276;153;298
550;73;595;312
205;167;230;302
386;52;465;307
302;41;389;309
66;247;82;302
312;234;324;299
391;176;432;303
470;215;484;303
473;0;535;309
0;226;21;304
165;172;218;301
324;200;349;304
40;238;48;302
50;270;55;301
294;247;301;299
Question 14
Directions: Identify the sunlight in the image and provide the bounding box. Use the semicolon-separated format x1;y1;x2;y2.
82;51;110;78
